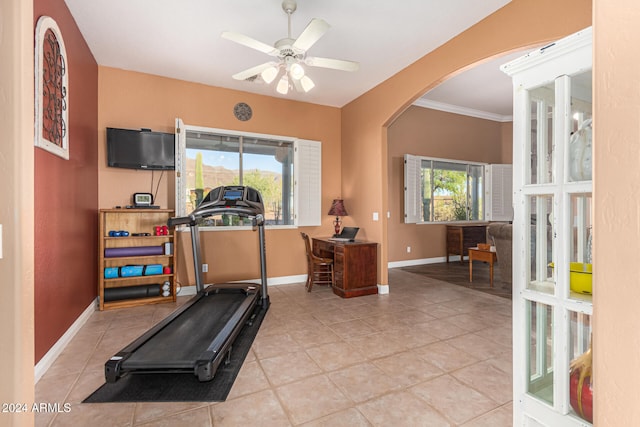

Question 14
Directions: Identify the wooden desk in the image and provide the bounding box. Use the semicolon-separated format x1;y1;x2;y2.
468;247;498;288
312;238;378;298
446;224;487;263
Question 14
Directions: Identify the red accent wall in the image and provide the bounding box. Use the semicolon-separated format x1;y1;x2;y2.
33;0;98;363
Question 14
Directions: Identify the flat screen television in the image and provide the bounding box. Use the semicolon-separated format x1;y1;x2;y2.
107;127;175;170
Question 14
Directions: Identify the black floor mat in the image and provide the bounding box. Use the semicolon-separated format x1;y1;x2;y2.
83;303;268;403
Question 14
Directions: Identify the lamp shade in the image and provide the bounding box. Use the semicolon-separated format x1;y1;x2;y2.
328;199;348;216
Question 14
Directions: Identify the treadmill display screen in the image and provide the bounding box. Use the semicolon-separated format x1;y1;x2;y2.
223;190;243;201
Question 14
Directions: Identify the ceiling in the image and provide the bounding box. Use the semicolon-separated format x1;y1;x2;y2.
63;0;520;114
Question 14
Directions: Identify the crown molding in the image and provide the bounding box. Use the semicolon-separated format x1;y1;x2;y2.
413;98;512;122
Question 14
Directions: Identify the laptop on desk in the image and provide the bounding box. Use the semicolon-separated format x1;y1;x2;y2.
329;226;360;242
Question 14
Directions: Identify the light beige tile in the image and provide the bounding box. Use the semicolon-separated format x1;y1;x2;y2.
328;319;378;339
410;374;499;425
328;363;400;403
252;332;303;360
343;332;405;359
415;318;468;340
210;389;290;426
305;341;367;372
300;408;372;427
445;313;494;332
452;360;513;405
226;360;271;400
373;351;443;387
132;402;209;425
461;403;512;427
289;326;342;349
357;390;451;427
412;341;479;372
445;332;510;360
275;375;350;425
260;351;322;386
49;402;136;427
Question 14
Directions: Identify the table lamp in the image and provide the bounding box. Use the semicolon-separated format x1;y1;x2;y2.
328;199;348;236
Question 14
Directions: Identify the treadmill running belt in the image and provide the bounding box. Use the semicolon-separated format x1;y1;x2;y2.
122;291;255;369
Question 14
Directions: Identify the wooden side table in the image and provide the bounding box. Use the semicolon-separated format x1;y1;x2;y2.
468;247;498;288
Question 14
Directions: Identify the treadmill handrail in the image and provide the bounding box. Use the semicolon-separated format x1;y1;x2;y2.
168;209;264;227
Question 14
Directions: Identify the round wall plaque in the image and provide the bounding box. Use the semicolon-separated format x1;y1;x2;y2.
233;102;253;121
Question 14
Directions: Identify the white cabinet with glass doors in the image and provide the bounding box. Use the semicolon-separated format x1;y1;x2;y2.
502;27;593;426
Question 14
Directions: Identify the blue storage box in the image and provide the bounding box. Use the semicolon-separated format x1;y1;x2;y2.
143;264;163;276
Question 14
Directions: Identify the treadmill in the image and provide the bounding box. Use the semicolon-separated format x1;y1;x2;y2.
105;185;270;383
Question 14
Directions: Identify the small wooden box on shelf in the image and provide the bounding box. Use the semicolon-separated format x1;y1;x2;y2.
98;208;177;311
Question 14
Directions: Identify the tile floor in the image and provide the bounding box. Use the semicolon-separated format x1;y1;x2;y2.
35;267;513;426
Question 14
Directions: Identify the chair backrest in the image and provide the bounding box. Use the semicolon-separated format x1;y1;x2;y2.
300;232;313;260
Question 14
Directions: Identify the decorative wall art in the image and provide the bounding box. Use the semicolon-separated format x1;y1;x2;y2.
35;16;69;159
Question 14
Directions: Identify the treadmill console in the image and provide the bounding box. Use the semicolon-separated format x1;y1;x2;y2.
167;186;265;227
200;186;264;214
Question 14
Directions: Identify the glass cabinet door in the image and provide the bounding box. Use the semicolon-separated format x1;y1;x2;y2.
502;27;593;427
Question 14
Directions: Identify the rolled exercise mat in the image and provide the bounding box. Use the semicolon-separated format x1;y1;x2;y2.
104;246;164;258
142;264;163;276
103;284;161;302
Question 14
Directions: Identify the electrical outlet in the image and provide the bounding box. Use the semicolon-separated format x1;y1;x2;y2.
407;246;411;253
202;263;208;273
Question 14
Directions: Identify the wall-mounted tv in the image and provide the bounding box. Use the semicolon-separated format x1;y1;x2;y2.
107;127;175;170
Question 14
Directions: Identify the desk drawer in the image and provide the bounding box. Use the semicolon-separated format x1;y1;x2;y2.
313;240;334;259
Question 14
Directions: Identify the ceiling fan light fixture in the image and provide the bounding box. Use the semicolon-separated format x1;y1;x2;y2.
261;66;279;84
276;75;289;94
289;63;305;80
300;75;315;92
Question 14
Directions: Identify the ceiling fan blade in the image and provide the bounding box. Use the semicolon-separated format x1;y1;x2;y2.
292;18;330;52
221;31;278;56
232;62;277;81
305;56;360;72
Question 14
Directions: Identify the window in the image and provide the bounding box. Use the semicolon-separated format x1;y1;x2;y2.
175;120;321;227
404;154;485;223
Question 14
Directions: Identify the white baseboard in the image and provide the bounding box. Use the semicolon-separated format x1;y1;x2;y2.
35;299;97;384
388;256;468;269
377;284;390;294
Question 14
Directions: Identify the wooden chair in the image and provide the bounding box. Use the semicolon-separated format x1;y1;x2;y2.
300;232;334;292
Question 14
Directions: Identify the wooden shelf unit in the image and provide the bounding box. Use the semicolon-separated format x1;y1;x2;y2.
98;208;177;310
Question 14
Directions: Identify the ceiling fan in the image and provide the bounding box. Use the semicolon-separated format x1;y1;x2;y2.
221;0;359;95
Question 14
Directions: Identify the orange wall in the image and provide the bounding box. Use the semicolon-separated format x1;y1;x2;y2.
98;68;342;284
387;106;510;262
34;0;98;363
341;0;592;285
593;0;640;423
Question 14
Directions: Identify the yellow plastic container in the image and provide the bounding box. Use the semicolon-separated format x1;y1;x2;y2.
547;262;593;294
569;262;592;294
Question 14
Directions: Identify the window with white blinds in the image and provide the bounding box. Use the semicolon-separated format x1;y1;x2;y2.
404;154;510;223
174;119;321;227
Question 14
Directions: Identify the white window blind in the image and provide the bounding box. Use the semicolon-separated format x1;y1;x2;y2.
294;139;322;226
485;164;513;221
404;154;422;223
174;117;187;216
